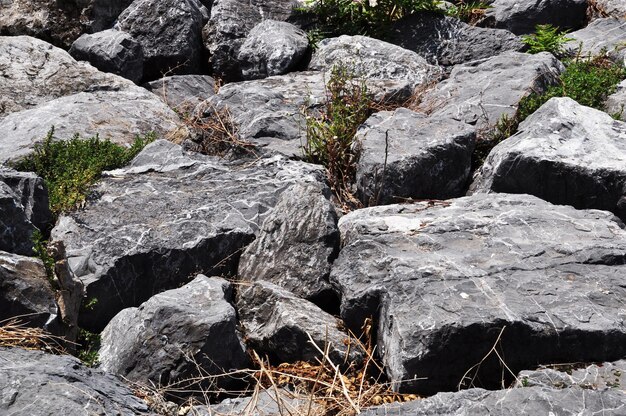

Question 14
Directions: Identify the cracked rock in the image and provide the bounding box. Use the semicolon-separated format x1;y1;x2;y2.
566;17;626;64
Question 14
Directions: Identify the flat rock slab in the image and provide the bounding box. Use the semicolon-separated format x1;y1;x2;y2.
471;97;626;221
331;193;626;394
355;108;476;206
0;347;151;415
144;74;216;112
50;140;326;331
567;17;626;62
517;360;626;390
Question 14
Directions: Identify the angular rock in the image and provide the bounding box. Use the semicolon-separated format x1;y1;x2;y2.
389;12;524;67
238;182;339;305
99;275;249;392
331;193;626;394
238;20;309;80
418;51;564;129
0;168;51;235
517;360;626;390
606;79;626;120
0;87;189;164
116;0;209;81
309;35;442;87
50;140;326;331
84;0;134;33
566;18;626;63
0;347;151;415
355;108;476;206
593;0;626;18
145;75;216;111
478;0;588;35
470;97;626;221
69;29;144;84
237;281;362;365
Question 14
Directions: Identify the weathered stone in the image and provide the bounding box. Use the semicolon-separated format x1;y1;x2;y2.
238;182;338;305
99;275;249;393
0;347;151;415
50;140;326;331
84;0;134;33
593;0;626;18
470;97;626;222
116;0;209;81
145;75;216;111
517;360;626;390
237;280;362;365
355;108;476;206
196;388;321;416
331;193;626;394
389;12;524;67
69;29;144;84
606;79;626;120
418;51;564;130
0;168;51;235
309;35;442;87
566;18;626;63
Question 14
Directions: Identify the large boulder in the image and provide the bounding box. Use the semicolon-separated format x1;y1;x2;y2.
0;347;151;415
389;12;524;67
470;97;626;222
0;168;51;236
50;140;327;331
144;75;216;111
99;275;249;392
355;108;476;206
606;79;626;120
331;193;626;394
566;18;626;63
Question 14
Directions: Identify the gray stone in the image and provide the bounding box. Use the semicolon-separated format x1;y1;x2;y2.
606;79;626;120
84;0;134;33
145;75;216;112
593;0;626;18
331;193;626;394
309;35;442;87
116;0;209;81
99;275;249;392
418;51;564;130
389;12;524;67
198;388;322;416
470;97;626;222
0;347;151;415
69;29;144;84
567;18;626;63
516;360;626;390
237;280;362;366
355;108;476;206
238;20;309;80
50;140;326;331
238;182;339;304
0;168;51;235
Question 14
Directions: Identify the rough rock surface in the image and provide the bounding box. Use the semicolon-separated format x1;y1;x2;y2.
567;18;626;63
0;35;131;117
199;388;321;415
355;108;476;206
418;51;564;129
69;29;144;84
606;79;626;120
0;87;189;164
145;75;216;111
478;0;588;35
84;0;134;33
390;12;524;67
238;20;309;80
50;140;326;331
517;360;626;390
471;97;626;221
237;280;362;365
99;275;249;391
0;347;151;415
309;35;442;87
0;168;51;235
593;0;626;18
331;193;626;394
116;0;209;81
238;182;339;305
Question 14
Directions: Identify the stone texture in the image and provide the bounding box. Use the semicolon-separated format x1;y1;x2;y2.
99;275;249;392
237;280;362;365
331;193;626;394
389;12;524;67
0;168;51;236
238;20;309;80
517;360;626;390
198;388;322;416
116;0;209;81
50;140;326;331
567;18;626;63
606;79;626;120
145;75;216;111
355;108;476;206
84;0;134;33
470;97;626;222
238;182;339;305
593;0;626;18
418;51;564;130
0;347;151;415
69;29;144;84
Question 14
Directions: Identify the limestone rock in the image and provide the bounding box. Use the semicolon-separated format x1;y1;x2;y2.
145;75;216;111
606;79;626;120
592;0;626;18
517;360;626;390
566;18;626;63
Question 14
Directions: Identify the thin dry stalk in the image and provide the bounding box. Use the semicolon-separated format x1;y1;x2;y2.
0;318;66;353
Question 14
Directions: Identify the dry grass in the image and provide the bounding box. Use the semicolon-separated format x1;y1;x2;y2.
0;318;65;354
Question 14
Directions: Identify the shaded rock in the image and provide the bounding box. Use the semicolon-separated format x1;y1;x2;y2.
331;193;626;394
0;347;151;415
309;35;442;87
238;182;339;305
517;360;626;390
237;280;362;365
0;168;51;234
145;75;216;111
418;51;564;130
116;0;209;81
50;140;326;331
389;12;524;67
238;20;309;80
606;79;626;120
69;29;144;84
84;0;134;33
566;18;626;63
99;275;249;393
355;108;476;206
470;97;626;222
197;387;322;415
478;0;588;35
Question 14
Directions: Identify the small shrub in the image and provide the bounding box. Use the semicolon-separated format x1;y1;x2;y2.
446;1;490;24
32;230;56;285
521;24;573;57
77;328;100;367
